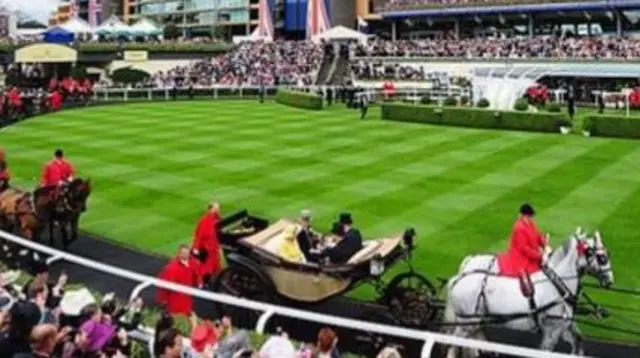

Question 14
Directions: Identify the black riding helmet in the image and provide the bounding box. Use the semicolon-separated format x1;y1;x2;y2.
519;203;535;217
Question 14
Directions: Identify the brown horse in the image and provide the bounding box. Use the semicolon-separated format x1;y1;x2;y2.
34;178;91;249
0;188;39;241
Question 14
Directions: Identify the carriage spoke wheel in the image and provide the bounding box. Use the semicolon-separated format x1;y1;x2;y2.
384;272;437;328
212;266;272;329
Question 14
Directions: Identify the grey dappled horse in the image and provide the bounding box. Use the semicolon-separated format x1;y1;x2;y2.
444;229;614;358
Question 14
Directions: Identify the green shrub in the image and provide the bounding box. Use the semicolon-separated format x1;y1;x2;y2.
380;103;569;133
420;94;432;105
584;115;640;139
444;96;458;106
275;89;323;110
111;67;150;84
514;98;529;111
477;98;490;108
460;96;470;106
547;102;562;113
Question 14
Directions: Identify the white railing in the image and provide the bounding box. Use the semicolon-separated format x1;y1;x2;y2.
89;85;472;106
0;229;585;358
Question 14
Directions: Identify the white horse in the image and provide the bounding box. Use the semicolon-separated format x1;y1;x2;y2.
444;230;614;358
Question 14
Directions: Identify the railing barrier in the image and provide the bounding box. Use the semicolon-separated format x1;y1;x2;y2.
0;228;587;358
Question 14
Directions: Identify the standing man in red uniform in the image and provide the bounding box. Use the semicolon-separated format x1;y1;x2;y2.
499;204;549;277
191;202;222;285
0;148;9;191
156;245;202;316
40;149;75;188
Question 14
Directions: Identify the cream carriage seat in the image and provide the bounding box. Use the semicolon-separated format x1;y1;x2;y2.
240;219;307;263
346;237;403;265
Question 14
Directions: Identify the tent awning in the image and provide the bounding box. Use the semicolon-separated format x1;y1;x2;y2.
312;25;369;43
95;15;132;36
59;16;94;34
129;18;162;36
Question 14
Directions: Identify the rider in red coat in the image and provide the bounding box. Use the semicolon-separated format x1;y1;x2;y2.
498;204;547;277
156;245;202;316
40;149;75;187
191;202;222;282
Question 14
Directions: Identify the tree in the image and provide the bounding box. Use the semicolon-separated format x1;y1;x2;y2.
164;23;181;40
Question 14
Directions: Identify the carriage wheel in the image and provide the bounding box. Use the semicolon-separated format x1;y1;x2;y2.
211;266;273;329
384;272;438;328
353;310;398;357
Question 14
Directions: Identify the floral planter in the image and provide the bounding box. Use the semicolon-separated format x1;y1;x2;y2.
560;126;571;135
583;130;591;137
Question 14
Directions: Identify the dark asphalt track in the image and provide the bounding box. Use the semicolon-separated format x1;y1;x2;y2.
3;231;634;358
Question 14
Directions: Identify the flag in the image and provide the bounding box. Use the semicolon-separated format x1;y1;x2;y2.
357;16;368;33
251;0;274;39
88;0;102;27
306;0;330;39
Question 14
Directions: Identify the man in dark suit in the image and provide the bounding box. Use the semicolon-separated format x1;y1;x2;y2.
296;209;320;262
324;213;363;264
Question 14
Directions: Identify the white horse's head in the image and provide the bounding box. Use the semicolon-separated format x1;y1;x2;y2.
575;230;614;288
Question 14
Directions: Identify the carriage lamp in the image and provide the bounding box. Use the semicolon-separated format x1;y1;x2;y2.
370;254;384;276
403;228;416;249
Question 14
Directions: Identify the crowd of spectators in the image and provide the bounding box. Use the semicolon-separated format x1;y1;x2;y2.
0;257;142;358
354;36;640;60
102;40;324;89
373;0;590;12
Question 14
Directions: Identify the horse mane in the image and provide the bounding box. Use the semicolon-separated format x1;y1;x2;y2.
34;186;54;197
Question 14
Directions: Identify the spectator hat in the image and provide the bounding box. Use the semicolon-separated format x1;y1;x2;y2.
191;321;218;353
519;203;535;217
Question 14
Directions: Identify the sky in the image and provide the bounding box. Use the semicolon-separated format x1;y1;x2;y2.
4;0;61;22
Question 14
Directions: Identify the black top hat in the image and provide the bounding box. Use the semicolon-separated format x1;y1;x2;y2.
519;203;535;216
339;213;353;225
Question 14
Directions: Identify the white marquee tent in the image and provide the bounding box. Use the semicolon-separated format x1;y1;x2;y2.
95;15;131;36
129;18;162;36
311;25;369;44
60;16;94;35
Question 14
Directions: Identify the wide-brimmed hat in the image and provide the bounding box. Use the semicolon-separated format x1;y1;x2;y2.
191;321;218;353
60;288;96;316
339;213;352;225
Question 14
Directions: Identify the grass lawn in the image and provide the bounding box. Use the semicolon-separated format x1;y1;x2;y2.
1;100;640;343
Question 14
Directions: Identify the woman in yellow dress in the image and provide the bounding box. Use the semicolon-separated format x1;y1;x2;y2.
278;225;304;263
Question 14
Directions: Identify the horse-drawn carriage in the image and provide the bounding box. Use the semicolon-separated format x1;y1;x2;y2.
212;210;440;328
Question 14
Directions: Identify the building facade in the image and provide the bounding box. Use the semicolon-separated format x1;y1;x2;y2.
124;0;261;37
49;0;118;26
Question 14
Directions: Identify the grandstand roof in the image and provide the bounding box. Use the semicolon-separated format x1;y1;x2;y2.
474;63;640;79
381;0;640;18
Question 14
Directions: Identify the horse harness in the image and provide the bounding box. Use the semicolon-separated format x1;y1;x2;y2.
452;256;580;328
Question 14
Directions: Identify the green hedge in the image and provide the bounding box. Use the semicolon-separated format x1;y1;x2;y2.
381;103;570;133
275;89;323;110
584;115;640;139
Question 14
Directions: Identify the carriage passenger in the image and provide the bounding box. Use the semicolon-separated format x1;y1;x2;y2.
278;225;305;263
296;209;321;262
322;213;363;264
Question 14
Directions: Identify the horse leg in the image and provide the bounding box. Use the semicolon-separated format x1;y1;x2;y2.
539;321;565;351
561;321;584;355
446;326;477;358
70;215;79;244
48;219;55;247
60;221;70;251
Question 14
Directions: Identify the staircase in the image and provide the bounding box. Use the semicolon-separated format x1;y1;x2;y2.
315;44;336;85
327;55;351;86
